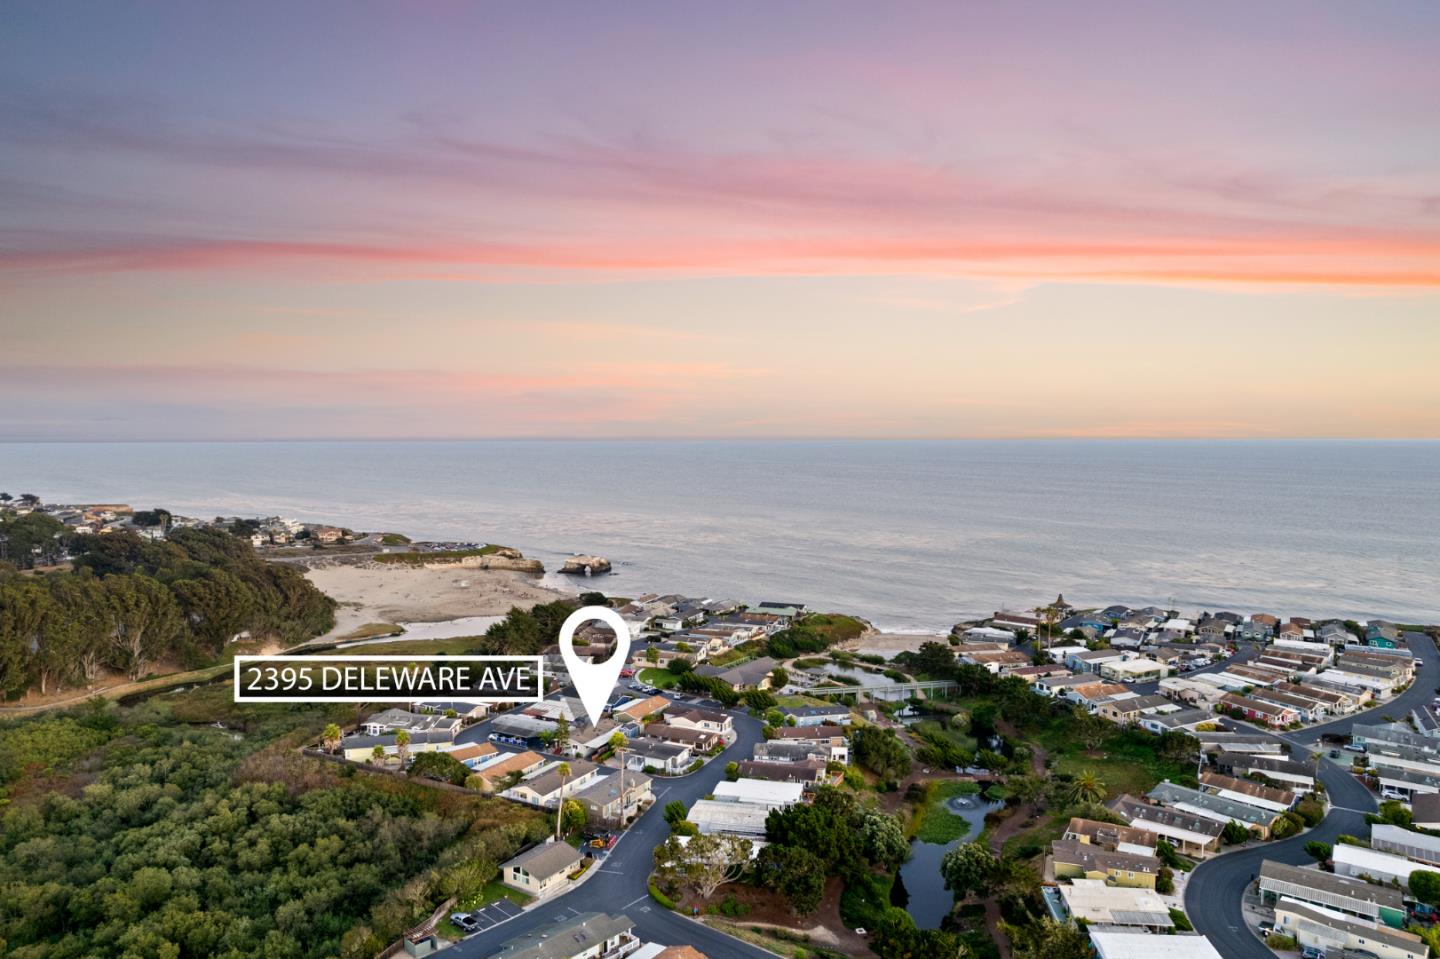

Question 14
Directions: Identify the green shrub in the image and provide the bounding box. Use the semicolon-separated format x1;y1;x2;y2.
649;878;677;910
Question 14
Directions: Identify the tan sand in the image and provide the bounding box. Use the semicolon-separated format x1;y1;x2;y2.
845;628;952;658
306;563;568;639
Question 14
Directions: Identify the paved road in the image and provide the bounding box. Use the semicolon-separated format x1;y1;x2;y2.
447;702;775;958
1185;631;1438;959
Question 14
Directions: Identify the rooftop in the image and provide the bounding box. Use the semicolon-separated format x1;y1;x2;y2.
502;840;583;880
493;912;634;959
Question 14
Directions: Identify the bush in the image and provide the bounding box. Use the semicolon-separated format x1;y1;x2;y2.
1266;933;1297;950
649;878;677;910
1169;908;1193;932
1295;797;1325;827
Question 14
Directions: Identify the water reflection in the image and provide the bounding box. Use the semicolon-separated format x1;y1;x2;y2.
898;795;1004;929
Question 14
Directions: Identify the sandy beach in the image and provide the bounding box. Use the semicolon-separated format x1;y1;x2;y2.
845;629;952;658
306;562;569;640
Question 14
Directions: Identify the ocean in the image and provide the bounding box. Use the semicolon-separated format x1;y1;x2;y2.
2;439;1437;630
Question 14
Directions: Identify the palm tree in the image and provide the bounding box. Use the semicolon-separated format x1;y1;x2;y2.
610;731;629;825
1067;769;1106;805
1032;603;1061;651
370;744;384;764
554;762;572;840
395;729;411;767
322;723;342;754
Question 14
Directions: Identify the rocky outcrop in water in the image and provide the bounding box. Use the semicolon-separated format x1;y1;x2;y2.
560;554;612;576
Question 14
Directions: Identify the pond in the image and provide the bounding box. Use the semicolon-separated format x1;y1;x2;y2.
817;663;911;700
897;793;1004;929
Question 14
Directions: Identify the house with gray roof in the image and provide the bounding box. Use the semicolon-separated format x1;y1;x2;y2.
500;841;584;898
493;912;636;959
1147;781;1281;836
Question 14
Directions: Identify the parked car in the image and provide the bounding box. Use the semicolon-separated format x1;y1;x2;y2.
1329;749;1342;759
451;913;479;933
1258;922;1274;937
1301;947;1324;959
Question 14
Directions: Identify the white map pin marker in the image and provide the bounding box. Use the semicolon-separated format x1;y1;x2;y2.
559;606;632;727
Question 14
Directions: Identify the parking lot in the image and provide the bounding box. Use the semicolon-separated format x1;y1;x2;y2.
454;897;525;935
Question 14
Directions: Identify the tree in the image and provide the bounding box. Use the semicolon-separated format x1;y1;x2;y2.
1073;707;1109;751
652;832;754;900
1001;918;1090;959
1304;841;1332;864
1156;865;1174;894
770;667;789;689
1375;800;1413;828
852;726;913;782
1410;870;1440;907
663;800;688;829
370;745;385;764
859;811;910;870
560;799;587;835
394;729;411;767
407;751;470;786
667;657;693;675
1221;820;1251;845
322;724;342;753
724;761;739;781
742;688;775;711
940;841;997;900
1066;769;1106;805
870;907;969;959
171;569;256;655
553;714;571;757
755;844;825;915
610;730;628;817
646;647;660;665
1007;773;1047;807
553;762;571;839
102;574;183;680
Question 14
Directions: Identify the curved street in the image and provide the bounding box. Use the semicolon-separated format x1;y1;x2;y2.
448;703;775;959
1185;631;1438;959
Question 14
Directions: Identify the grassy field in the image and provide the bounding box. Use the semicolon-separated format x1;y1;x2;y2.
374;544;508;565
913;781;981;844
335;636;485;656
337;622;403;640
1036;724;1190;799
1000;810;1070;861
639;668;680;689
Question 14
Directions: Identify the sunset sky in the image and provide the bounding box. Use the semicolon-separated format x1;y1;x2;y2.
2;2;1438;440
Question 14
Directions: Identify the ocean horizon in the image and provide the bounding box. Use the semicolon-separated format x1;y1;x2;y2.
4;438;1437;630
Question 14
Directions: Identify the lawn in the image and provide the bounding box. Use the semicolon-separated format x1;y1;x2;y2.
775;694;836;708
375;544;509;565
1000;810;1070;861
914;781;981;844
336;622;403;641
639;668;680;689
335;635;485;656
458;878;532;911
1036;724;1191;800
